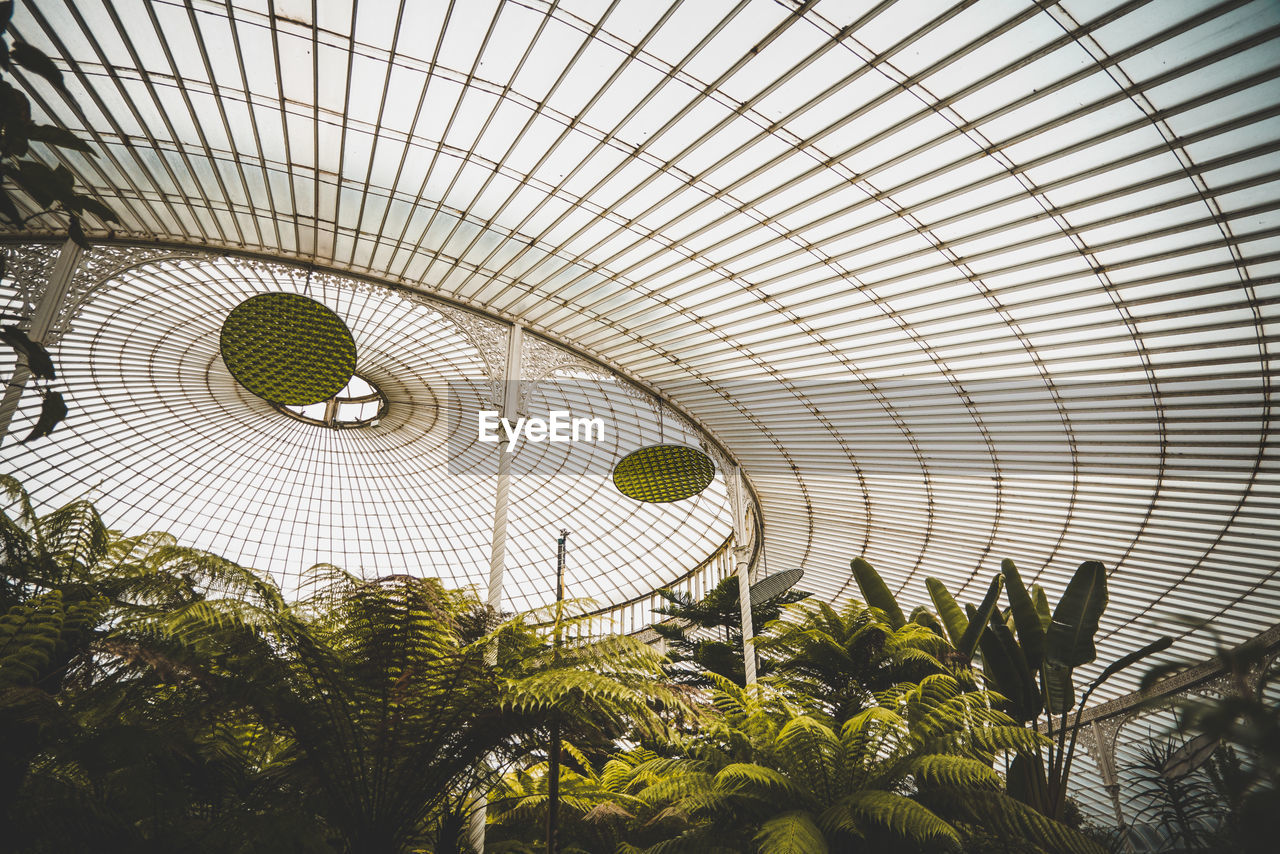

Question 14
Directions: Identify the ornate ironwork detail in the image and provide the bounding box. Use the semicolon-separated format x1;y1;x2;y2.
0;243;61;323
520;335;600;382
60;246;207;343
1073;621;1280;727
434;304;508;406
2;243;207;343
518;334;611;412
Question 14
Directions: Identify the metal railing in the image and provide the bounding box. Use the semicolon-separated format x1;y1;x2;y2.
564;531;737;638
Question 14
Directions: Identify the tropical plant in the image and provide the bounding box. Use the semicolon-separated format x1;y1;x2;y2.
614;672;1103;853
756;597;957;721
0;473;316;852
651;572;808;687
1124;735;1223;853
1139;634;1280;853
486;743;666;854
122;566;688;854
851;556;1172;822
2;474;691;853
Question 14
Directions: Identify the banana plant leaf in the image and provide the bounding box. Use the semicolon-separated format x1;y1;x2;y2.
1044;561;1107;669
909;605;945;638
1031;584;1051;633
1090;635;1174;694
926;577;967;648
973;605;1040;722
1001;559;1045;674
850;558;905;629
1041;659;1075;716
956;574;1003;662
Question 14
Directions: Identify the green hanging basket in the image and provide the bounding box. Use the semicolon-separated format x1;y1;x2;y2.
612;443;716;503
220;292;357;406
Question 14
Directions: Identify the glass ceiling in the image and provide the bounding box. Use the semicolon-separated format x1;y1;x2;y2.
0;248;733;608
1;0;1277;816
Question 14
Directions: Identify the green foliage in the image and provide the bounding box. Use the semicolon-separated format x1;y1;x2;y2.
850;557;905;629
0;1;117;245
1;476;685;853
488;599;1100;853
600;672;1097;853
1002;559;1045;672
927;576;969;650
0;478;1145;854
757;598;954;721
0;474;304;853
1138;636;1280;853
848;554;1172;827
755;810;827;853
1042;560;1108;717
652;572;808;687
1125;737;1222;852
958;574;1004;662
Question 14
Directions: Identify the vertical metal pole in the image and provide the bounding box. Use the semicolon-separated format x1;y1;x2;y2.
0;239;81;445
547;530;568;854
469;324;524;854
485;324;523;614
731;465;757;686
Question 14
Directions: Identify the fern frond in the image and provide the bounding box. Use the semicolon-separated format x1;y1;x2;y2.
906;754;1002;790
37;500;109;574
714;762;803;800
776;714;840;795
755;810;829;854
0;591;66;687
0;473;37;536
825;789;960;848
926;787;1106;854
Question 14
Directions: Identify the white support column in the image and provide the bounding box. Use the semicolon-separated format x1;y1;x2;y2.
731;464;757;686
485;323;523;614
0;239;82;446
471;323;523;854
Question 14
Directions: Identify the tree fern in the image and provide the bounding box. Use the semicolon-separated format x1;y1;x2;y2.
824;788;961;847
755;810;829;854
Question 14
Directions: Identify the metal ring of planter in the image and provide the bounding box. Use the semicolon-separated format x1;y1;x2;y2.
612;443;716;503
220;292;357;406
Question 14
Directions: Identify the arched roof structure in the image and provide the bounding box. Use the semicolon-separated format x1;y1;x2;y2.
1;0;1277;816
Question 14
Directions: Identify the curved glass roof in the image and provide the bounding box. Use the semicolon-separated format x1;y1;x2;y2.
0;250;733;608
1;0;1276;734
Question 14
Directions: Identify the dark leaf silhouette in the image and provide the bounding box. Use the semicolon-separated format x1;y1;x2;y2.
22;388;66;442
9;41;64;90
0;325;54;378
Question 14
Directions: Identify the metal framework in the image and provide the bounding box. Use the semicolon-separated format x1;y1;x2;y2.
0;0;1277;823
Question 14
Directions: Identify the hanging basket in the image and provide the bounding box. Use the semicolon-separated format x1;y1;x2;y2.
612;443;715;503
220;292;357;406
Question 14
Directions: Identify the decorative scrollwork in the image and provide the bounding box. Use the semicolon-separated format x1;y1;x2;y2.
0;243;61;323
434;304;508;406
59;245;207;343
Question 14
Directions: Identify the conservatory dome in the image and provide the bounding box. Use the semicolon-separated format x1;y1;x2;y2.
0;0;1277;826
